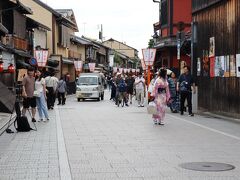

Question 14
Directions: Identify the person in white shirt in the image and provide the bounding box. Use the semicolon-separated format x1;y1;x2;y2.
134;72;146;107
35;70;49;122
45;72;58;109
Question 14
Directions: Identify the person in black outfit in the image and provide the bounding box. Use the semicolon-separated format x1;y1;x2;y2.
125;73;135;104
177;66;196;116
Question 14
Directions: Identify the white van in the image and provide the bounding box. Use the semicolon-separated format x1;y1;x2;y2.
76;73;105;101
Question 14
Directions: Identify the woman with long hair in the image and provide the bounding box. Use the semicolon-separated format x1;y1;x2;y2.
35;70;49;122
151;68;170;125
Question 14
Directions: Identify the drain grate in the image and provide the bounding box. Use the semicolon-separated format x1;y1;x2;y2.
179;162;235;172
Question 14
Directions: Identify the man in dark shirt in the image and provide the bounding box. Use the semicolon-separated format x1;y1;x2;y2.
177;66;196;116
125;73;135;104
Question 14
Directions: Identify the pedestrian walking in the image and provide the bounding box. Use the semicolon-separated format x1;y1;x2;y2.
115;73;129;107
125;73;135;104
151;68;170;125
177;65;196;116
110;76;116;101
57;77;67;105
21;67;37;122
45;72;58;109
168;72;179;113
35;70;49;122
134;72;145;107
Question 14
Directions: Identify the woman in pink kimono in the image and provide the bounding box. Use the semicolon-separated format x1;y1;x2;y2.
151;68;170;125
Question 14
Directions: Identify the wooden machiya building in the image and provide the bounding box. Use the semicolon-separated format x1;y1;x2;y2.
192;0;240;118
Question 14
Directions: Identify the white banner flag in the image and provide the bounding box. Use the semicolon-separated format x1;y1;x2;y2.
74;61;83;72
88;63;96;72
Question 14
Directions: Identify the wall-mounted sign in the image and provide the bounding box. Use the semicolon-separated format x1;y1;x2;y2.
74;61;83;72
236;54;240;77
209;37;215;57
29;58;37;66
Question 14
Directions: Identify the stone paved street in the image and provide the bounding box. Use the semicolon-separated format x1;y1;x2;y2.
0;91;240;180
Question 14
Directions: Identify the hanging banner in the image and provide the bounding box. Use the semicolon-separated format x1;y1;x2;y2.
123;68;128;73
236;54;240;77
230;55;236;77
132;69;136;73
210;57;215;78
74;61;83;72
35;50;49;67
142;49;156;66
224;56;230;77
136;69;140;73
209;37;215;57
127;69;131;73
88;63;96;72
109;54;114;67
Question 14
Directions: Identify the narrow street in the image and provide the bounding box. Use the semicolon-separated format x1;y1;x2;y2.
0;91;240;180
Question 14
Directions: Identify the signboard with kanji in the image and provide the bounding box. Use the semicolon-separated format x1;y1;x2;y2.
88;63;96;72
35;50;48;67
142;49;156;66
74;61;83;72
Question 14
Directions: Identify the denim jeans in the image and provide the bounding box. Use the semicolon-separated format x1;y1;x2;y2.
36;92;49;119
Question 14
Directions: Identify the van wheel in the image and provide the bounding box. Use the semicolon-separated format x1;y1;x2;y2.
97;97;100;101
77;98;80;102
101;93;104;100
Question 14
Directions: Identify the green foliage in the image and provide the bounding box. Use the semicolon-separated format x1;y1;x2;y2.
148;39;154;48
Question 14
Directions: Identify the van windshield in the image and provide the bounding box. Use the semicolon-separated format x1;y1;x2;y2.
77;77;98;85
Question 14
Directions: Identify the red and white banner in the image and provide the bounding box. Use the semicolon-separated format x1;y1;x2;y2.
132;69;136;73
88;63;96;72
35;50;49;67
136;69;140;73
127;69;131;73
74;61;83;72
142;49;156;66
123;68;128;73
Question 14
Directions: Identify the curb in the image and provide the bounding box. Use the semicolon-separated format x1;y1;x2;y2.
198;111;240;124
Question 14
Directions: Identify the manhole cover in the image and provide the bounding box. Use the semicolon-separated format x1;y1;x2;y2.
179;162;235;172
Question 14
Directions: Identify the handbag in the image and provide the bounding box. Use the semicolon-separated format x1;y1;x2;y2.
33;90;40;97
147;101;157;115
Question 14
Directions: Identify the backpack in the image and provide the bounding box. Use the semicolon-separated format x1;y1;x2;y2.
14;116;33;132
14;102;36;132
118;79;126;92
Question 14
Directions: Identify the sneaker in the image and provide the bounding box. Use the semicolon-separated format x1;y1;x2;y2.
43;119;47;122
140;105;144;107
138;105;141;107
188;113;194;117
38;119;43;122
125;104;129;107
130;102;132;104
47;118;49;121
180;112;184;115
32;118;36;122
159;121;165;125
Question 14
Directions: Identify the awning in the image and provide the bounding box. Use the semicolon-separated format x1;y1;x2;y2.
154;37;177;49
62;58;74;65
16;0;33;14
47;59;59;67
14;49;32;58
26;17;51;31
16;60;31;68
70;35;92;45
0;23;8;35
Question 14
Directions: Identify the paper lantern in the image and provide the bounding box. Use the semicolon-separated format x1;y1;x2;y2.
0;62;3;73
8;64;15;73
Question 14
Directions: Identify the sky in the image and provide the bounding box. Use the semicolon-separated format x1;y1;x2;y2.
42;0;159;58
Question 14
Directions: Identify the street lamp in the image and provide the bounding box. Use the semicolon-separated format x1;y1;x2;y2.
152;31;159;45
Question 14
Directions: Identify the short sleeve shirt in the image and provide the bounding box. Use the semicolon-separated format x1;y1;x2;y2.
22;76;35;97
35;78;45;93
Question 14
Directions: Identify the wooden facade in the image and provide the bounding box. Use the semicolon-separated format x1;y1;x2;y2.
192;0;240;118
